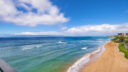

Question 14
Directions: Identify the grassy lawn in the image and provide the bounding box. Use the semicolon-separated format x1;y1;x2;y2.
118;43;128;59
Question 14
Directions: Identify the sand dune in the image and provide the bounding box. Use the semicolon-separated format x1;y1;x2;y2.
80;41;128;72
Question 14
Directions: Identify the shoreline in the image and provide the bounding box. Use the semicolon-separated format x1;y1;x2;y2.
66;42;107;72
80;41;128;72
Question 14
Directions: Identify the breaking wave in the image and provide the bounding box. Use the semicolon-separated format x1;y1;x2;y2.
67;45;105;72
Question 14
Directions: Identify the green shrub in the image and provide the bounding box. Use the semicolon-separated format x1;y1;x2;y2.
118;43;128;59
112;36;126;43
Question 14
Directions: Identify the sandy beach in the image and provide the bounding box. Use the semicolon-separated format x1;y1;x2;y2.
80;41;128;72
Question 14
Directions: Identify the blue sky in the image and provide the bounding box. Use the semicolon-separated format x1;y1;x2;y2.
0;0;128;36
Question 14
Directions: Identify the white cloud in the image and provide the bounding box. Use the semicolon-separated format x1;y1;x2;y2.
61;26;67;30
13;23;128;36
15;31;63;36
0;0;69;26
66;23;128;36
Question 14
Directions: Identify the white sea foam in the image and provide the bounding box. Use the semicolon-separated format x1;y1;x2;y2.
81;47;87;50
58;41;66;44
22;44;42;51
67;54;90;72
22;47;32;50
67;45;105;72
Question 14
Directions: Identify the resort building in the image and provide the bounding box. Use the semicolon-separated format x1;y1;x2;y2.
118;33;128;37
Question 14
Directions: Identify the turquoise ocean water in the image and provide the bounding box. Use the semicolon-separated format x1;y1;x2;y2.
0;37;111;72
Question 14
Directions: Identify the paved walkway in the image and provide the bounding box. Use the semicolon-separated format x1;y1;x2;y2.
0;59;17;72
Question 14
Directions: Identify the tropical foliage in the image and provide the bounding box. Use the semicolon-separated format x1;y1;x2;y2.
112;36;128;59
118;43;128;58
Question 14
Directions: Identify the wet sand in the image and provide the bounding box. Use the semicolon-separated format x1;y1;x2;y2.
80;41;128;72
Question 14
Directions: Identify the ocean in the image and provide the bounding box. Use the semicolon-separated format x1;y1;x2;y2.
0;37;111;72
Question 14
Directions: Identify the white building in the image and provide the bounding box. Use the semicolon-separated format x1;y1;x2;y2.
118;33;128;37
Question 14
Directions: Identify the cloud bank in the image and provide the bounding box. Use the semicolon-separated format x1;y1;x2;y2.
15;31;63;36
0;0;69;26
66;23;128;36
15;23;128;36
